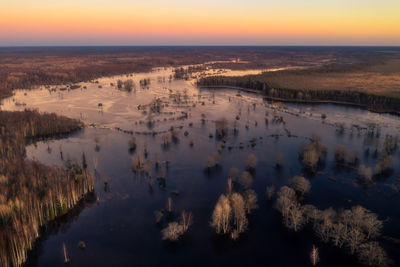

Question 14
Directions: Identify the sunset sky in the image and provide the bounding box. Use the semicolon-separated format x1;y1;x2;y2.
1;0;399;46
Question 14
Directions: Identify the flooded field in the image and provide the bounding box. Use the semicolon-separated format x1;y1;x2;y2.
2;66;400;266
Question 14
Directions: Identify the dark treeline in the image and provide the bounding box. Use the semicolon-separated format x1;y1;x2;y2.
0;110;93;267
198;75;400;114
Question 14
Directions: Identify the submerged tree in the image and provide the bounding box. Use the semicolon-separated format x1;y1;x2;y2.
246;153;258;169
290;176;311;196
161;222;184;241
211;194;232;234
310;245;320;266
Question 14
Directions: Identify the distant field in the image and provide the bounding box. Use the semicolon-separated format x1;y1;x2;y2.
0;46;389;98
198;48;400;113
252;58;400;98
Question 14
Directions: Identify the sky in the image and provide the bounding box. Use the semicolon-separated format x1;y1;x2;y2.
0;0;399;46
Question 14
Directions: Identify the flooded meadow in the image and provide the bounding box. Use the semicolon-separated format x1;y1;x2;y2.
2;66;400;266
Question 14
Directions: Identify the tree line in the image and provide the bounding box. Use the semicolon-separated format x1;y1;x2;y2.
0;110;94;267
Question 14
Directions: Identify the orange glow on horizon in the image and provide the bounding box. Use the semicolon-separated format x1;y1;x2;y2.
1;0;399;45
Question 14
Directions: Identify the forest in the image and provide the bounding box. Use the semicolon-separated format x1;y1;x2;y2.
0;110;94;267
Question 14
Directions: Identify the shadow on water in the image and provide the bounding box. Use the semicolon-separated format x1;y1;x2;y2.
24;193;97;267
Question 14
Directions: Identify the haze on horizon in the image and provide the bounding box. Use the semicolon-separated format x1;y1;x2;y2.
0;0;399;46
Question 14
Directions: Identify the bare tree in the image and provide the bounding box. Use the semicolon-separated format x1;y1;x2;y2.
310;245;320;266
211;194;231;234
161;222;184;241
239;171;253;189
215;118;228;138
346;227;366;254
357;165;373;185
276;186;297;219
334;145;348;163
287;201;305;232
154;210;163;224
229;167;240;179
243;189;258;213
246;153;258;169
357;242;391;267
266;185;275;200
180;210;193;232
290;176;311;196
166;197;174;213
300;137;327;171
226;178;234;195
230;193;248;238
375;152;394;174
205;155;216;170
275;154;283;168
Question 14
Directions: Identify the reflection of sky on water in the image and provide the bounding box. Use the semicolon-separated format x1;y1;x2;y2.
2;66;399;267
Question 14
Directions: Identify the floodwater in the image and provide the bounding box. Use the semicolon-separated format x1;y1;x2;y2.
1;66;400;266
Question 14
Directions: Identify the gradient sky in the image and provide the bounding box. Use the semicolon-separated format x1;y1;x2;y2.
0;0;399;46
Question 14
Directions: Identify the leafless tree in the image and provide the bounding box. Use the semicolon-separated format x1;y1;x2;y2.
180;210;193;232
215;118;229;138
205;155;216;169
161;222;184;241
230;193;248;238
287;201;305;231
154;210;163;224
266;185;275;200
246;153;258;169
357;242;391;267
375;152;394;174
211;194;231;234
334;145;348;163
346;226;366;254
239;171;253;189
229;168;240;180
275;154;283;168
243;189;258;213
300;136;327;171
226;178;234;195
357;165;373;185
310;245;319;266
166;197;174;213
290;176;311;196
